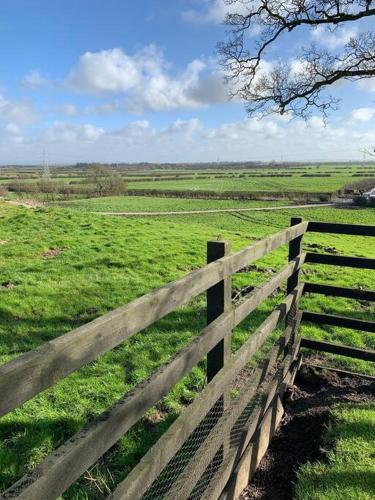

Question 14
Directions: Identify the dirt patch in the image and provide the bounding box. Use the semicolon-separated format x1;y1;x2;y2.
240;365;375;500
305;242;338;254
74;307;100;320
5;199;43;209
1;281;16;289
42;247;63;258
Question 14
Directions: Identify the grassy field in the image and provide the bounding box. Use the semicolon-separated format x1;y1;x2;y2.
126;175;361;192
54;196;289;212
0;199;374;498
296;403;375;500
2;163;374;198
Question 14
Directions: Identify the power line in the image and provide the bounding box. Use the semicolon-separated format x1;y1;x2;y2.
42;149;50;178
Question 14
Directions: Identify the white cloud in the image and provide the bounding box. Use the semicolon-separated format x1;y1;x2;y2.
45;122;104;143
163;118;203;136
84;102;122;115
5;123;21;134
66;46;228;112
112;120;154;142
311;26;357;50
2;113;371;164
22;70;48;89
182;0;248;25
350;107;375;122
0;108;375;163
60;103;77;116
206;117;283;141
2;122;24;144
0;92;38;124
182;0;229;24
67;47;143;93
290;59;310;77
128;59;223;112
358;78;375;93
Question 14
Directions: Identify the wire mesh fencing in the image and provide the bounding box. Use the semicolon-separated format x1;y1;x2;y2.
140;327;298;500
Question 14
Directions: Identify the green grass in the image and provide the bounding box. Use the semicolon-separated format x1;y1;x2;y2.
3;163;374;195
0;200;374;497
53;196;288;212
296;403;375;500
127;174;367;193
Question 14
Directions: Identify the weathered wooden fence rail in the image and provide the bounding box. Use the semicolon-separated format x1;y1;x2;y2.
1;219;374;500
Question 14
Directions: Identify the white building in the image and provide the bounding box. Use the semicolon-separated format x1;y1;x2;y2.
364;188;375;199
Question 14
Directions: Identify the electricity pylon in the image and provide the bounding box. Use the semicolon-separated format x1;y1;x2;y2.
43;149;50;178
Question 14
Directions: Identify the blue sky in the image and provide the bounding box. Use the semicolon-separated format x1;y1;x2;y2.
0;0;374;164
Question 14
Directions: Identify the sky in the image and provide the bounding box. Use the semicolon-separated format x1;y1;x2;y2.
0;0;374;164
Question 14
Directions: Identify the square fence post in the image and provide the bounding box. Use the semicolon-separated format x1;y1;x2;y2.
286;216;304;328
287;216;304;294
206;240;232;382
205;240;232;476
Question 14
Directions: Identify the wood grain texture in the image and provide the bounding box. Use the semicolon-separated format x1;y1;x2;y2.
307;221;375;237
305;252;375;269
6;287;303;500
4;283;304;499
287;217;303;295
303;282;375;302
302;310;375;333
300;338;375;362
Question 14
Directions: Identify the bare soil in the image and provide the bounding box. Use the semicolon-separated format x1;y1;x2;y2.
240;364;375;500
4;199;43;209
42;248;63;258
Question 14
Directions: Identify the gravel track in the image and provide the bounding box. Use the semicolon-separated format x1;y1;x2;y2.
96;203;334;217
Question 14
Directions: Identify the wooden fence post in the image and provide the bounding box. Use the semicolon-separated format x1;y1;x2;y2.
207;240;232;382
286;217;304;329
205;241;232;477
287;216;304;295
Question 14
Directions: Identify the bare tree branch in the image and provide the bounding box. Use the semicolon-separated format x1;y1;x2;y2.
219;0;375;119
360;147;375;157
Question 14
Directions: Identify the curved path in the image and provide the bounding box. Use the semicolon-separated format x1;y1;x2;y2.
96;202;334;217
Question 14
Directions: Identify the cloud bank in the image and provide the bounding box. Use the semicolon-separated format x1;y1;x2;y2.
67;46;228;112
1;113;373;164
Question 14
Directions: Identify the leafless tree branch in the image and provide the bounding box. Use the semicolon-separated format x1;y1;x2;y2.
219;0;375;119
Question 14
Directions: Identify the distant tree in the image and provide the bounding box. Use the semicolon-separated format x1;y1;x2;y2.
88;165;127;197
219;0;375;119
38;178;58;201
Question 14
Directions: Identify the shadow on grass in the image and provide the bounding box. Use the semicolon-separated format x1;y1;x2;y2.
0;416;82;492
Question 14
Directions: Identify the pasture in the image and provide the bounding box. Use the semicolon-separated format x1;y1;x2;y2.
125;174;359;193
0;196;374;498
1;162;375;200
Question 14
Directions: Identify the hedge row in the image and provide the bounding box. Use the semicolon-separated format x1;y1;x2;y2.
124;188;333;202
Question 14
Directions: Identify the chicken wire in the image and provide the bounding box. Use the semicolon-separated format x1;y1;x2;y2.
140;328;297;500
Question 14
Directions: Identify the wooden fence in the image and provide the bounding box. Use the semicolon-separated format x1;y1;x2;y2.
1;219;374;499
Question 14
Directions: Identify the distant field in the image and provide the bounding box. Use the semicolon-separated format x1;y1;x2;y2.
126;174;370;193
1;164;374;197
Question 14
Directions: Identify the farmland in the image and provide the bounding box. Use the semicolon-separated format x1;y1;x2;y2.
1;163;374;201
125;173;361;193
0;161;374;499
0;193;374;498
